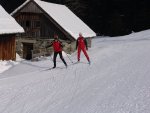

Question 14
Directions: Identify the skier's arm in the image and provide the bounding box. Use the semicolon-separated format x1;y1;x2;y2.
46;41;53;48
76;40;78;50
58;40;64;48
84;39;88;50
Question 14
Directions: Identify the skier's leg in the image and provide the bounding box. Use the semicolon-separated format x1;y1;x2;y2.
53;52;58;68
77;47;81;61
59;51;67;67
82;48;90;62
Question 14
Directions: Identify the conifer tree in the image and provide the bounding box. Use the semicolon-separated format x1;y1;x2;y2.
63;0;88;20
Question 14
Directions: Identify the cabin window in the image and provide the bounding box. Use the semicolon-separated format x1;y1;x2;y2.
26;20;31;27
35;21;40;28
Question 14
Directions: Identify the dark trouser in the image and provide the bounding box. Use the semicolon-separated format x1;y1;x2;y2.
53;51;67;68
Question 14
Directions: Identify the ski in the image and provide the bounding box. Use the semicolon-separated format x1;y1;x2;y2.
40;61;90;72
70;61;90;65
40;66;67;71
40;67;54;71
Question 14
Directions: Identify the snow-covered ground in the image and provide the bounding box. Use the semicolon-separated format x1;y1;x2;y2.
0;30;150;113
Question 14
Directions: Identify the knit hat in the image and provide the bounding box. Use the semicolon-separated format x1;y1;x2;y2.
54;34;58;39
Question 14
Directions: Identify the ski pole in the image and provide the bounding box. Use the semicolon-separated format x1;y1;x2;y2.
50;54;53;61
45;47;53;61
65;52;73;63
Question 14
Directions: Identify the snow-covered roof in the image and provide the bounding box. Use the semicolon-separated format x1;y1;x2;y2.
11;0;96;39
0;5;24;35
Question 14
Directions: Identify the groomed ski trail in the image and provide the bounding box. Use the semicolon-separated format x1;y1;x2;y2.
1;35;150;113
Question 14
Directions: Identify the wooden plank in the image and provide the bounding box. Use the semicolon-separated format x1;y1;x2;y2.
0;35;16;60
0;38;2;60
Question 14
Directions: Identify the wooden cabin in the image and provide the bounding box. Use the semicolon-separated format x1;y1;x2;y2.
0;5;24;60
11;0;96;60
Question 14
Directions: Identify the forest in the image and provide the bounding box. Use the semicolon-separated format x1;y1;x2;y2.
1;0;150;36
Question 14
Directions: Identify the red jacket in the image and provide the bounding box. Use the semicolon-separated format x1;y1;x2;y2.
52;40;62;52
76;36;88;49
47;39;63;52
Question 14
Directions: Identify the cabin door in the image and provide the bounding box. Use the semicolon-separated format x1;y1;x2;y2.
23;43;33;60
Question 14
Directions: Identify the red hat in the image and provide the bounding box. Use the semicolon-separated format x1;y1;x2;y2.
54;34;58;38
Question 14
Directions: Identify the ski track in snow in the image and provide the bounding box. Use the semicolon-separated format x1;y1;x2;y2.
1;32;150;113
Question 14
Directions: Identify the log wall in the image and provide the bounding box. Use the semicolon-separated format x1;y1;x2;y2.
0;35;16;60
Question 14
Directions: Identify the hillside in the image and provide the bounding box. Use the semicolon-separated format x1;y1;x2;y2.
0;30;150;113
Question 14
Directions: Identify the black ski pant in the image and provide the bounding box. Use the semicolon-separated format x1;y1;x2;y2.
53;51;67;68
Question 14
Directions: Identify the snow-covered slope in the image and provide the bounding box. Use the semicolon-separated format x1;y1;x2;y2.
0;30;150;113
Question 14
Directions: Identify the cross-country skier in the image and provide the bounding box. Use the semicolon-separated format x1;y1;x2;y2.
76;33;90;64
46;34;67;68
